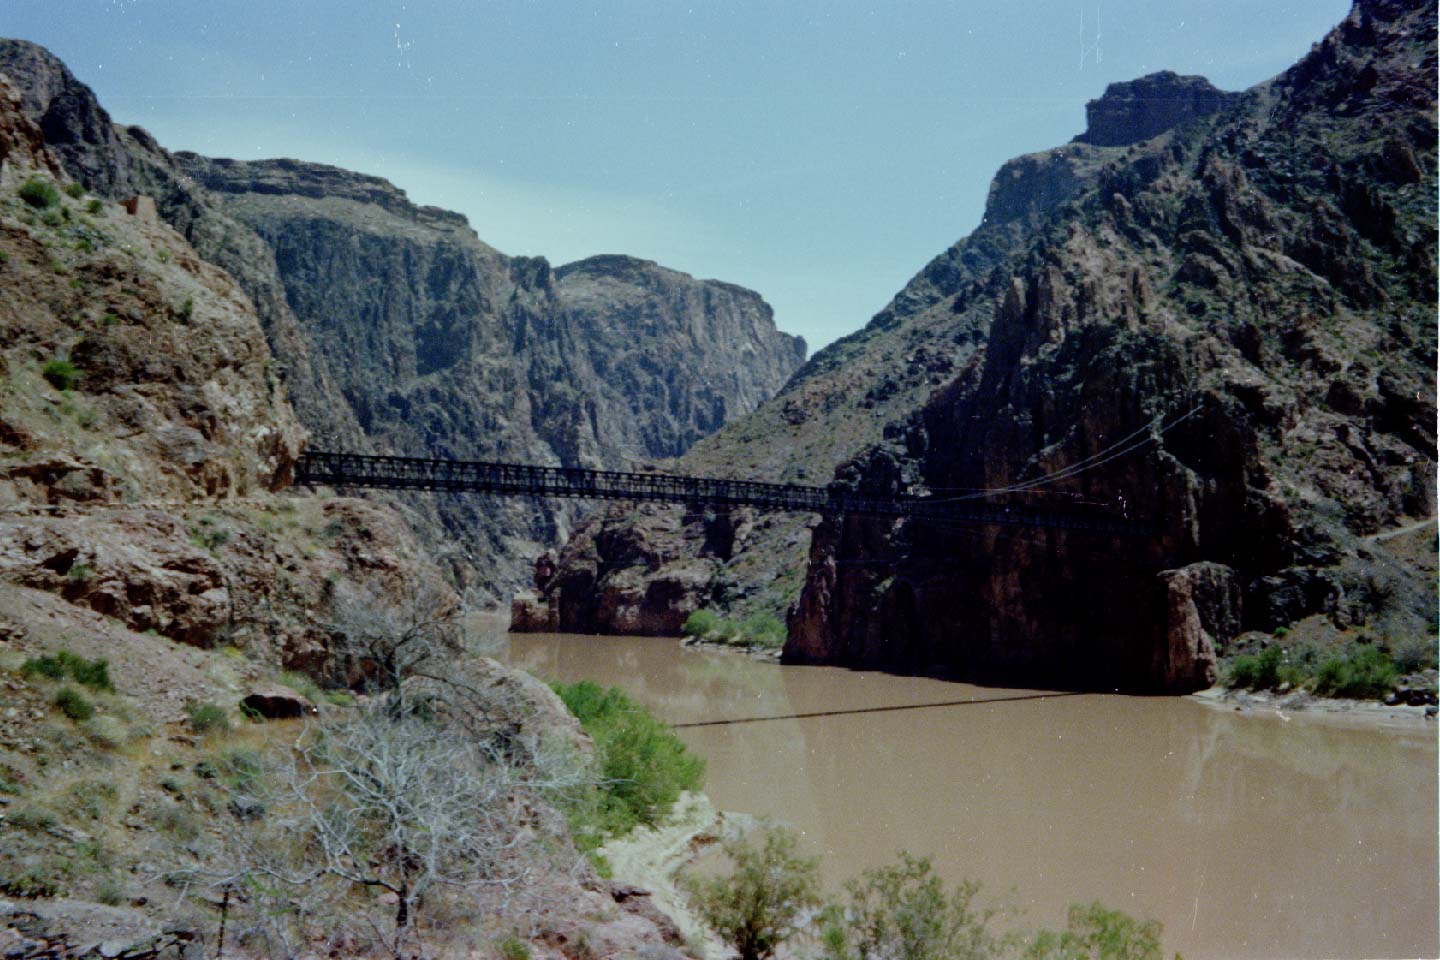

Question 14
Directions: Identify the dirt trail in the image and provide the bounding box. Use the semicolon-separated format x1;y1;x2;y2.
1362;516;1437;542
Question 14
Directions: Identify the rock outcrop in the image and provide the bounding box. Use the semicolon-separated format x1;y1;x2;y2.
530;0;1434;697
0;39;805;604
786;0;1436;691
1075;71;1239;147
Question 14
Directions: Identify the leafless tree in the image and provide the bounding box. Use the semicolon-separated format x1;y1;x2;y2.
215;703;586;957
325;578;463;703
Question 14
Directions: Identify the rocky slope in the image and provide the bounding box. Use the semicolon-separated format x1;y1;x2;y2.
0;39;805;605
0;73;692;958
525;0;1435;693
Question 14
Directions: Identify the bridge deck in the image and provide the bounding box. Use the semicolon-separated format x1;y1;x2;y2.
294;450;1139;535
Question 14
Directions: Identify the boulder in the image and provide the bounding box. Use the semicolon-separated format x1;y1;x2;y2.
240;683;317;719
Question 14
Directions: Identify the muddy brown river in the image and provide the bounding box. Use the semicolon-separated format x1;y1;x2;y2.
496;630;1438;960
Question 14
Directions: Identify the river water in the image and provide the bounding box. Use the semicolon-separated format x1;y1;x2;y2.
495;630;1438;960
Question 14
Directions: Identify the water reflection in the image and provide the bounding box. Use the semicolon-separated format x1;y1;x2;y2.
497;630;1438;960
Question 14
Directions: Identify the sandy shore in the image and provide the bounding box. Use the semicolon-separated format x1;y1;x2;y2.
598;791;739;960
1189;685;1438;733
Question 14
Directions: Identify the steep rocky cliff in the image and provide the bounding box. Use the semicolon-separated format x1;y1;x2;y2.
0;40;805;604
788;0;1436;690
527;0;1435;692
0;68;437;672
519;69;1242;636
0;74;694;957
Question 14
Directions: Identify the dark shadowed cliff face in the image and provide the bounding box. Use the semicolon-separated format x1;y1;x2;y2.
528;0;1434;693
788;0;1436;691
0;40;804;603
518;66;1267;636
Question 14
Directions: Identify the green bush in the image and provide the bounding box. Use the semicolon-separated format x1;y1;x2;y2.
54;686;95;721
186;702;231;735
496;936;533;960
63;182;85;199
1025;901;1165;960
18;177;59;209
552;680;704;844
23;651;113;691
1314;646;1399;699
686;828;820;960
681;608;787;648
819;852;1008;960
86;198;103;215
1225;644;1284;690
21;655;65;682
0;871;60;899
62;652;112;691
682;609;720;638
41;359;81;391
740;612;786;649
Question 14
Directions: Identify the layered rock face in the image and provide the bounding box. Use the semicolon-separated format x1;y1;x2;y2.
788;0;1436;691
0;40;804;604
0;74;446;673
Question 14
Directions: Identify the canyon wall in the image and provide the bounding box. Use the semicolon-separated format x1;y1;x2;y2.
0;40;805;603
787;0;1435;690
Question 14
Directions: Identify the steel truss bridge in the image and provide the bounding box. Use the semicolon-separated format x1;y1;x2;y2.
294;450;1140;535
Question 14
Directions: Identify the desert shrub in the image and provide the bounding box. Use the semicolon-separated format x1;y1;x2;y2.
1024;901;1165;960
0;871;60;898
682;609;720;638
61;651;112;691
95;875;126;905
178;297;194;321
819;852;1008;960
188;516;231;551
86;198;103;215
1314;646;1399;699
187;702;231;735
83;715;129;750
740;612;786;648
1225;644;1283;690
277;670;323;705
21;655;66;681
685;827;820;960
54;685;95;721
8;807;57;832
1387;634;1437;673
496;937;532;960
153;804;200;841
212;748;263;791
63;182;85;199
18;177;59;209
552;680;703;844
23;651;113;691
41;359;81;391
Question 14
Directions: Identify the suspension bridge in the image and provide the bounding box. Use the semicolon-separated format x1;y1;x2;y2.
294;450;1141;535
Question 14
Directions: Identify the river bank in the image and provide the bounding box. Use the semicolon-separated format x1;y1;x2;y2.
1189;685;1437;732
596;791;735;960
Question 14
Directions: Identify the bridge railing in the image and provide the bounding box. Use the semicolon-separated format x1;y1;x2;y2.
294;450;1140;536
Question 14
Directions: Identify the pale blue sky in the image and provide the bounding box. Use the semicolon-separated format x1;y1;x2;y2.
6;1;1349;351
